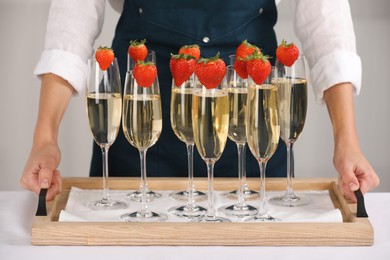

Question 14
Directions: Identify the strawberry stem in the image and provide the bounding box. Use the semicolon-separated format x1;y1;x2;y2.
242;39;255;48
170;53;196;60
198;52;220;64
136;61;155;66
181;44;200;49
97;46;113;51
281;39;294;47
129;39;147;46
247;51;272;62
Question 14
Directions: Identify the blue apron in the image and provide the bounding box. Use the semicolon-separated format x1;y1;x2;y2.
90;0;287;178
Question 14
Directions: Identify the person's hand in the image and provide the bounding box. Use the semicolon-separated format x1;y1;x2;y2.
20;142;62;201
333;143;380;202
323;83;380;202
20;73;74;200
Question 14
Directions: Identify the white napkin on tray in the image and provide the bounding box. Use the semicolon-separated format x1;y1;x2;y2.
59;187;343;223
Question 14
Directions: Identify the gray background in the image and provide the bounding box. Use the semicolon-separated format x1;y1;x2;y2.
0;0;388;191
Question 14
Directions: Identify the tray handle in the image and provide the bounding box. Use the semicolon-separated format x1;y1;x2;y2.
35;189;48;216
354;189;368;218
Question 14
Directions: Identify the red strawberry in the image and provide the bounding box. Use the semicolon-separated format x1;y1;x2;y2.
179;44;201;60
170;53;196;87
95;46;114;71
234;40;260;79
195;52;226;89
234;58;249;79
235;40;260;60
246;52;271;85
276;39;299;67
128;39;148;62
133;62;157;87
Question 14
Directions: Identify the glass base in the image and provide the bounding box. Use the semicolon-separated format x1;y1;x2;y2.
222;203;258;217
244;214;280;222
127;190;162;202
86;199;128;210
226;189;259;200
168;204;207;218
169;190;207;202
120;211;168;222
195;215;231;223
268;192;310;207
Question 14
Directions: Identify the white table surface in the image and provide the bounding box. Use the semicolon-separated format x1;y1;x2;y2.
0;191;389;260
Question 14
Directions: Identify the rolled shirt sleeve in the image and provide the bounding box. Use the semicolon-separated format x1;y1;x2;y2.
292;0;362;105
33;0;106;94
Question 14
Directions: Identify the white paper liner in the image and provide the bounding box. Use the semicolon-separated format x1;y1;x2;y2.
59;187;343;223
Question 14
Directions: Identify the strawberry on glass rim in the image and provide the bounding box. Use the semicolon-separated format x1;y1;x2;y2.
95;46;115;71
133;61;157;88
170;53;196;87
276;39;300;67
195;52;226;89
246;52;272;85
179;44;201;60
234;40;261;79
235;40;260;60
128;39;148;63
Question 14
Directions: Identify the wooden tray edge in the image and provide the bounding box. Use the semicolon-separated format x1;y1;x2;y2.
31;177;374;246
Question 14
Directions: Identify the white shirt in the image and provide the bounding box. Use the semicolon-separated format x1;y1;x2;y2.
34;0;361;105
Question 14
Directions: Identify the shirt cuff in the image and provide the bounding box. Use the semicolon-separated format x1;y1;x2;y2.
33;49;87;94
310;50;362;105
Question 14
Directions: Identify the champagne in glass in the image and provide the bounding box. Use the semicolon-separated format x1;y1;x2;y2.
122;94;162;149
121;61;167;222
169;73;207;218
193;90;229;160
245;77;280;222
269;55;310;207
222;65;257;217
85;56;127;210
87;93;122;145
171;86;194;143
192;54;230;222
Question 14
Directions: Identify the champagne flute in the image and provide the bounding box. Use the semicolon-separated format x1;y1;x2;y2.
85;57;127;210
269;55;310;207
192;69;230;223
227;55;259;200
120;62;167;222
126;51;161;202
222;65;257;217
168;74;207;218
168;72;206;204
245;74;280;222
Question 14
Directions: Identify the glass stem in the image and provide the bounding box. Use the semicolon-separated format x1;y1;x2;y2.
291;143;294;178
286;142;294;196
187;143;195;207
206;161;215;218
237;143;246;206
139;149;149;214
258;161;268;216
101;145;110;202
242;144;249;192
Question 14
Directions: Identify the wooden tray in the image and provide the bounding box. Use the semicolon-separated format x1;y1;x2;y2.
31;177;373;246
